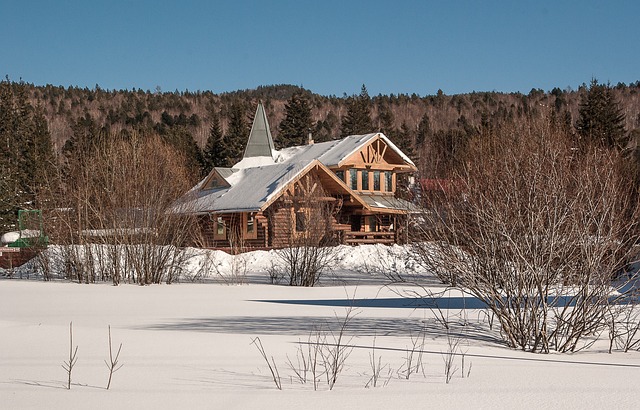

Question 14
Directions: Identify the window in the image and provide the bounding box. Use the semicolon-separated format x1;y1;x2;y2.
361;170;369;190
367;216;378;232
350;169;358;190
243;213;257;239
385;171;393;192
213;216;226;240
373;171;380;191
295;211;307;232
335;170;344;182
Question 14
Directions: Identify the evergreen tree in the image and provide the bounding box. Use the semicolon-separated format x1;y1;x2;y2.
202;111;224;173
222;101;249;167
377;105;395;136
340;84;373;137
63;113;102;165
162;126;204;176
576;79;626;148
396;121;416;160
277;93;313;148
416;113;431;147
0;80;55;231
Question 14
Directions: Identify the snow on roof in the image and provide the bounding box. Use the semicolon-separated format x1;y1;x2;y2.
180;159;319;213
215;167;235;180
176;132;415;214
232;154;278;170
277;133;416;168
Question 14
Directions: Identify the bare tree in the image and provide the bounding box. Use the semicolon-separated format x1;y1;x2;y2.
412;115;640;353
39;133;198;284
274;173;339;287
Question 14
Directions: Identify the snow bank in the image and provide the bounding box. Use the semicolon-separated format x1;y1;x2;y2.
3;243;429;284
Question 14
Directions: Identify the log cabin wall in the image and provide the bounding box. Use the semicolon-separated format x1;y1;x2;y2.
197;213;268;251
267;204;294;249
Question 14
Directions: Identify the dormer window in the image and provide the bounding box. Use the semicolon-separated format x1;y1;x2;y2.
202;171;230;191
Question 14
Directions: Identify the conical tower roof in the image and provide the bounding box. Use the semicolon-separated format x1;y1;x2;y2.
243;101;275;158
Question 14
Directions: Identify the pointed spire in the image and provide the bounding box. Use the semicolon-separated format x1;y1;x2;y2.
243;101;275;158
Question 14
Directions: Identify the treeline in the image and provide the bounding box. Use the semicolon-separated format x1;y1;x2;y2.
2;78;640;232
21;79;640;153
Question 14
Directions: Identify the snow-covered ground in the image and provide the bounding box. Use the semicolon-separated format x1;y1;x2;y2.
1;245;639;409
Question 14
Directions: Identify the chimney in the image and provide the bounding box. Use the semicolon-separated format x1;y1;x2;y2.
307;131;314;145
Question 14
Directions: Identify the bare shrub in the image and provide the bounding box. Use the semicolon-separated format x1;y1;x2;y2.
320;305;356;390
442;331;460;384
286;330;324;389
365;335;391;388
251;337;282;390
105;325;123;390
40;133;198;284
412;115;640;353
398;325;427;380
607;292;640;353
274;174;339;287
282;305;357;390
62;321;78;390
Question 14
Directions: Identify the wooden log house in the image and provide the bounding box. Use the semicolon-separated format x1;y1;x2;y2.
175;102;417;251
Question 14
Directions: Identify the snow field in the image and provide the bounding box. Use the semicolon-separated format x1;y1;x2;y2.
1;246;640;409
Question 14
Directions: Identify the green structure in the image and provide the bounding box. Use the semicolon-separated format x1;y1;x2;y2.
8;210;49;248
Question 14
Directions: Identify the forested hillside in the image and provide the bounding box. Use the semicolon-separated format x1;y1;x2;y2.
13;80;640;165
2;78;640;231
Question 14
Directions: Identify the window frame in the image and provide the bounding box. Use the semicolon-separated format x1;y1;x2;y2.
243;212;258;240
213;215;226;240
373;170;380;191
385;171;393;192
361;169;369;190
350;168;358;190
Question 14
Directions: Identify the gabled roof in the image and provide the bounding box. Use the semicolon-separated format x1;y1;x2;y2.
177;159;369;214
242;101;275;159
175;131;416;215
277;133;416;169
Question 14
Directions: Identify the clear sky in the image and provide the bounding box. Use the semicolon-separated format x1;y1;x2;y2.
2;0;638;96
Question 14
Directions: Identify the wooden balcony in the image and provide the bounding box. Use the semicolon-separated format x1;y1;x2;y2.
343;231;395;245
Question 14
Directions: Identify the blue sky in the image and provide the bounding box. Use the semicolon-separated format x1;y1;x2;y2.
2;0;638;96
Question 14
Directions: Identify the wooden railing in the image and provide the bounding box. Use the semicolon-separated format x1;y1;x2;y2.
343;231;395;245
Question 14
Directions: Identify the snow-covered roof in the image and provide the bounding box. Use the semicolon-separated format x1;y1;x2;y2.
179;159;321;213
278;133;416;168
176;132;416;214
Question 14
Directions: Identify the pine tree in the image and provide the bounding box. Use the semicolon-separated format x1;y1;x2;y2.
576;79;626;148
0;80;56;231
396;121;415;160
162;126;204;176
63;113;102;165
222;101;249;167
377;105;395;136
340;84;373;137
202;111;224;173
416;114;431;148
277;93;313;148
